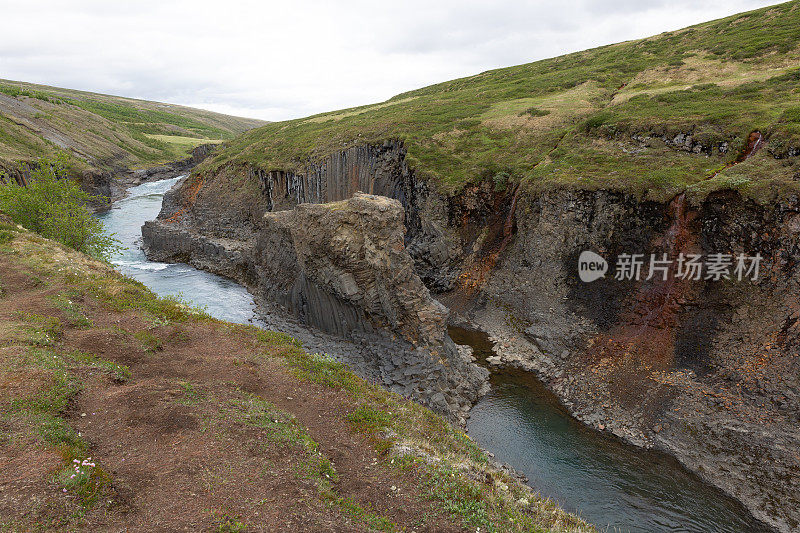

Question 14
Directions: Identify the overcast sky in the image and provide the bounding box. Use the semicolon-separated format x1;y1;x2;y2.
0;0;780;121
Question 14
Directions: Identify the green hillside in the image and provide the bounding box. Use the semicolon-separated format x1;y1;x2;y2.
204;1;800;202
0;80;265;172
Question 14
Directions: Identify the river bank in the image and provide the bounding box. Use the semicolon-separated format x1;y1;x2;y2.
83;143;218;212
450;326;773;533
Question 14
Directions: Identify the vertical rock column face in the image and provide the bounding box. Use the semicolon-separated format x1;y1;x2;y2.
248;141;464;291
148;140;465;292
255;192;488;419
257;192;449;346
251;141;408;211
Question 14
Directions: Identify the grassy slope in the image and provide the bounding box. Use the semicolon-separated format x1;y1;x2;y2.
0;219;592;532
0;79;265;172
205;1;800;202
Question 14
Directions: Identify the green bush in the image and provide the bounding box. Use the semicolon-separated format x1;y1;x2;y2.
492;171;510;192
583;112;613;131
0;153;119;260
517;107;550;117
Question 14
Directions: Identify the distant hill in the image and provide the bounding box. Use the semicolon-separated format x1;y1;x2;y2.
204;0;800;203
0;79;265;173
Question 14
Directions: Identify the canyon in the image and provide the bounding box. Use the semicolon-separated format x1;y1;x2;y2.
2;2;797;531
143;139;800;532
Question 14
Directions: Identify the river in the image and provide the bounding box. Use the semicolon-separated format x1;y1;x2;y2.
97;176;262;326
99;177;772;533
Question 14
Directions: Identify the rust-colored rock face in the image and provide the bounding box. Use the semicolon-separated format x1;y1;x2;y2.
586;193;700;377
464;187;800;532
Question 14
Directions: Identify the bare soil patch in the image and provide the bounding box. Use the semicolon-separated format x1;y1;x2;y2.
0;257;466;532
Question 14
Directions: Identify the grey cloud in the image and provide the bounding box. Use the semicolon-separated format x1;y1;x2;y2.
0;0;780;121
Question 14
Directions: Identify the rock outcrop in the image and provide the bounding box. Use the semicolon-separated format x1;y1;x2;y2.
143;191;488;421
256;193;449;346
257;193;488;417
169;141;466;291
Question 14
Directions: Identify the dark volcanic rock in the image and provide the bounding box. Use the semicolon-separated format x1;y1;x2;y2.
143;192;488;423
257;193;450;346
142;138;799;530
451;188;800;532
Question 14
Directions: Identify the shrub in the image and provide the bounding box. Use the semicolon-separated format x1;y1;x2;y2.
517;107;550;118
492;171;510;192
583;112;613;131
0;153;119;260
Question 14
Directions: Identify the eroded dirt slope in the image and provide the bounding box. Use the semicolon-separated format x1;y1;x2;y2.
0;223;591;533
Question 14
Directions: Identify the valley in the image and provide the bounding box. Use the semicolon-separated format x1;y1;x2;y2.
1;2;799;531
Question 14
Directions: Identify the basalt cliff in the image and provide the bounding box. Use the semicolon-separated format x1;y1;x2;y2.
144;137;800;531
